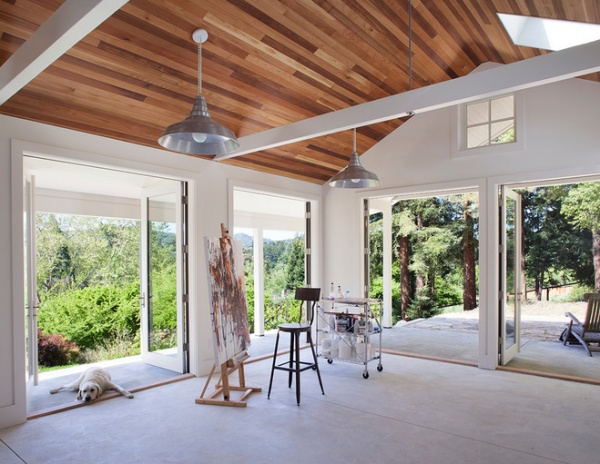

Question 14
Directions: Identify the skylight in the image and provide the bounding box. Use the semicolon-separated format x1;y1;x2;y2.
498;13;600;51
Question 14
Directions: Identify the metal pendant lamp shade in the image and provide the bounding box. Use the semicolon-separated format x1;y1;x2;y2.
158;29;239;155
329;129;380;189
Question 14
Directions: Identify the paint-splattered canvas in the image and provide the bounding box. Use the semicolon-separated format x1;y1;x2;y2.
204;233;251;366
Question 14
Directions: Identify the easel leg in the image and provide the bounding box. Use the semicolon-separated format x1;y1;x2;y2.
196;355;261;407
220;361;231;401
199;364;217;399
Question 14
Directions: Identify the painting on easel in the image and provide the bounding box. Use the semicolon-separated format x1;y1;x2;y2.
204;225;251;366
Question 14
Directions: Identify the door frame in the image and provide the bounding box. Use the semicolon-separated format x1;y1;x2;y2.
15;142;195;389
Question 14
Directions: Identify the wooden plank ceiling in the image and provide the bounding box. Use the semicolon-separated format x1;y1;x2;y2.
1;0;599;184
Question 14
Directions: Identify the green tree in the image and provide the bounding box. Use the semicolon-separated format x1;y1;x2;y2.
561;182;600;291
392;206;416;320
372;194;477;321
284;235;305;291
461;195;478;309
521;186;593;299
36;214;75;293
36;214;140;293
36;214;142;359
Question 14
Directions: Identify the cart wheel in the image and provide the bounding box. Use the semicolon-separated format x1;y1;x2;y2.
362;372;369;379
377;365;383;372
327;358;333;364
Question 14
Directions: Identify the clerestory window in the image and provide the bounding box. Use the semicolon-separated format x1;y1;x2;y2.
466;95;515;149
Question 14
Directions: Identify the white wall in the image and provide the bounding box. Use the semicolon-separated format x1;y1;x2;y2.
323;76;600;370
0;115;321;429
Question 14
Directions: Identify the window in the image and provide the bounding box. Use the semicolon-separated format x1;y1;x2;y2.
498;13;600;51
466;95;515;149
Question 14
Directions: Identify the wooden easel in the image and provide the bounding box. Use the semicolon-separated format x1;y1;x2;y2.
196;351;261;407
196;224;261;407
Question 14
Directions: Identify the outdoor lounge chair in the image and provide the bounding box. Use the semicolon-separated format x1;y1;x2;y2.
563;292;600;357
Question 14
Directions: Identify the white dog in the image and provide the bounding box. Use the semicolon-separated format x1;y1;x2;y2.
49;367;134;402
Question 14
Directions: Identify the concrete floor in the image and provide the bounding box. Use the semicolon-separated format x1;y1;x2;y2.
9;317;600;463
26;319;600;417
2;349;600;464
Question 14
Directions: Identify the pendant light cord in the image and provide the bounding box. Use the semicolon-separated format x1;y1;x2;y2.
197;41;202;96
408;0;412;91
353;127;357;152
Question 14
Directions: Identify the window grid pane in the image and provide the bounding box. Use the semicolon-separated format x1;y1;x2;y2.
491;96;514;120
491;120;515;144
468;125;490;148
467;101;489;126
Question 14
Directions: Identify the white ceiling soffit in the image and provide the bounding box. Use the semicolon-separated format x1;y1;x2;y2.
216;38;600;161
233;190;305;232
498;13;600;51
25;156;176;199
234;190;305;219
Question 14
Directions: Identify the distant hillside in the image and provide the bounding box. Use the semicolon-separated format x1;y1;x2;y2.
234;233;254;248
234;233;296;248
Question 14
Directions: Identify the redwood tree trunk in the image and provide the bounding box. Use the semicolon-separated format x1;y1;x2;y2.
399;235;410;320
463;201;477;310
537;267;545;301
415;212;424;297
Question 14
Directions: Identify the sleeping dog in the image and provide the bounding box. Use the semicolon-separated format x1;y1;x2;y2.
49;367;134;402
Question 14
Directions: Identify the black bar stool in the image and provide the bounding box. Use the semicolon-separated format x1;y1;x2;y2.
267;287;324;405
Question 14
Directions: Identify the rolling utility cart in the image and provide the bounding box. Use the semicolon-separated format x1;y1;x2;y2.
317;297;383;379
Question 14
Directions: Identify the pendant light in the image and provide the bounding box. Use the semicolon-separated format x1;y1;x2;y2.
158;29;240;155
329;128;380;188
329;0;416;189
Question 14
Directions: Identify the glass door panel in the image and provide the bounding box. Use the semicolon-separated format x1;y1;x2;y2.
500;187;522;365
24;176;39;388
141;184;186;372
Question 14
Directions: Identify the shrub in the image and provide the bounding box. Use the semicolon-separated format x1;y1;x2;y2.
433;274;463;308
37;283;140;350
263;292;299;330
370;277;401;321
38;329;80;367
405;288;442;320
554;284;595;303
79;332;140;364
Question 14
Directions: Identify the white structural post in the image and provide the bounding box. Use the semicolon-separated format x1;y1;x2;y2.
382;200;393;328
253;228;265;336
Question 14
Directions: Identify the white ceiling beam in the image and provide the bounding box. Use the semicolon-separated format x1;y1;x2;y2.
215;39;600;161
0;0;129;105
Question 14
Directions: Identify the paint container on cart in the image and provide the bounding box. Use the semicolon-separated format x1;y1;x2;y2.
321;337;332;356
330;338;339;358
339;335;352;359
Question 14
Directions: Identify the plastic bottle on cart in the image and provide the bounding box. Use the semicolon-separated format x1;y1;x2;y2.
337;285;344;299
329;314;336;333
329;282;335;299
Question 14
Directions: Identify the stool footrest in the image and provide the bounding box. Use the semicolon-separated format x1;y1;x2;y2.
274;361;318;374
